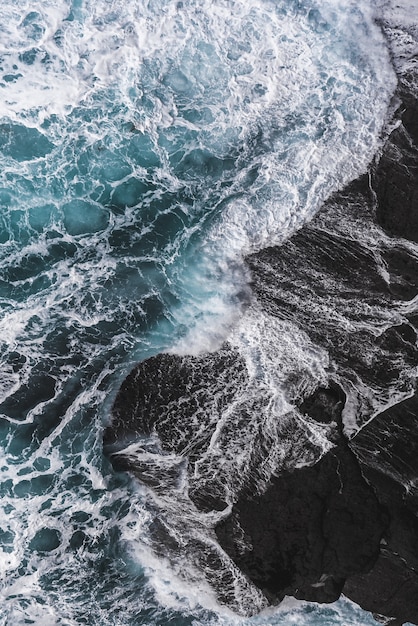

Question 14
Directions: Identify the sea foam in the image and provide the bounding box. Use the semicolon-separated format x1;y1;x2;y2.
0;0;403;623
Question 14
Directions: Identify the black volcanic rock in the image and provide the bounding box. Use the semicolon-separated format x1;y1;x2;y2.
246;181;418;430
343;394;418;626
344;552;418;626
104;344;251;508
215;414;387;604
374;95;418;243
351;393;418;513
215;391;418;624
105;55;418;626
104;345;247;454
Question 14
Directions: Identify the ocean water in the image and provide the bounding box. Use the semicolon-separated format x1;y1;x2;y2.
0;0;406;624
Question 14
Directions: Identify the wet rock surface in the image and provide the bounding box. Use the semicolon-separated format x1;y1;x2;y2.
217;83;418;622
215;83;418;623
215;386;418;625
104;344;249;508
344;394;418;625
215;385;387;605
104;345;246;455
374;96;418;243
105;56;418;626
246;170;418;433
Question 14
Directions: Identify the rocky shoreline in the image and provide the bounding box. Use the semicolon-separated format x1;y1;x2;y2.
214;76;418;624
104;16;418;626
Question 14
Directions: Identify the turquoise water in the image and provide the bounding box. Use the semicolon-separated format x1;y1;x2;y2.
0;0;401;623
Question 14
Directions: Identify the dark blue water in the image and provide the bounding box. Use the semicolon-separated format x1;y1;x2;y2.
0;0;402;623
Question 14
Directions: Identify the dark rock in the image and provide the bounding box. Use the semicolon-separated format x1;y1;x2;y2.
247;187;417;429
215;392;418;624
350;393;418;512
104;49;418;626
216;436;387;604
215;383;381;601
344;551;418;626
299;382;346;426
382;247;418;300
104;344;247;456
373;96;418;243
104;344;250;508
341;393;418;624
339;391;418;622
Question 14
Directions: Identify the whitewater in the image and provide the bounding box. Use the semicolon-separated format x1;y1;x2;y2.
0;0;411;624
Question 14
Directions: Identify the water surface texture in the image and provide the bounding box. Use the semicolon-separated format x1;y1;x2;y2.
0;0;401;623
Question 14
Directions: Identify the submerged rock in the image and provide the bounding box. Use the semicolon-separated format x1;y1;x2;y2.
104;344;248;508
104;345;247;454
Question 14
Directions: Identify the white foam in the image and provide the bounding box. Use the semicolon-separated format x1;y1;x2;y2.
204;0;397;255
380;0;418;81
0;0;404;622
160;0;398;366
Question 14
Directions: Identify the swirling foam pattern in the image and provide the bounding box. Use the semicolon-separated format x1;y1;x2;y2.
0;0;398;623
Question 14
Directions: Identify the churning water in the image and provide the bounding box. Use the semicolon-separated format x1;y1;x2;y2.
0;0;403;623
